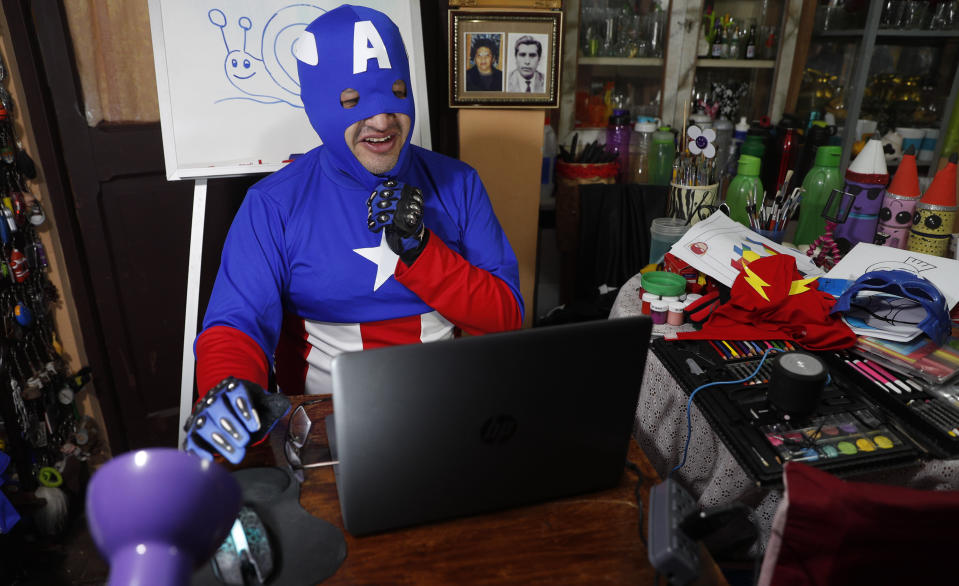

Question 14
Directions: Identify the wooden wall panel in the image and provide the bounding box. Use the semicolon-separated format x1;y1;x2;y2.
458;109;543;328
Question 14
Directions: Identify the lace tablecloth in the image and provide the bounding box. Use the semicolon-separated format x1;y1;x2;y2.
611;273;959;550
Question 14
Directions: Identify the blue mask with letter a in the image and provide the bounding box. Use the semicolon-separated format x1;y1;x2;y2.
294;5;415;187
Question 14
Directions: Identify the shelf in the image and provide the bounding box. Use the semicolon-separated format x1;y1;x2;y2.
696;58;776;69
577;56;664;67
814;29;959;39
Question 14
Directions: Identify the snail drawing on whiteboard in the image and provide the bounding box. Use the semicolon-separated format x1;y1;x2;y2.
208;4;325;108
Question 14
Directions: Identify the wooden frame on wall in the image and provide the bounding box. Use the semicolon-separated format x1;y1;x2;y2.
449;10;562;108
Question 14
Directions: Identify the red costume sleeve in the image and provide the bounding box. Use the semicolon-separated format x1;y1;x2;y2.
394;230;523;335
194;325;270;398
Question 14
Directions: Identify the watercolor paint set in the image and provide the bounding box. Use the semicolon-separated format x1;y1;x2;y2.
652;338;924;486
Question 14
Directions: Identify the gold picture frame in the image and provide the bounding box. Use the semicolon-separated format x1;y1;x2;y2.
449;10;563;108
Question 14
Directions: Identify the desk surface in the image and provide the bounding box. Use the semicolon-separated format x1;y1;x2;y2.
247;396;730;585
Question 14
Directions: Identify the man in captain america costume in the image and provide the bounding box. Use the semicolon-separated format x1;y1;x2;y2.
183;6;523;463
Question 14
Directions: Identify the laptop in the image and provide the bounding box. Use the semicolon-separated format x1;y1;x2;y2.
327;316;653;536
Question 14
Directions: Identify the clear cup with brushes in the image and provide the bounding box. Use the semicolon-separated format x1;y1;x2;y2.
668;124;719;225
748;170;804;244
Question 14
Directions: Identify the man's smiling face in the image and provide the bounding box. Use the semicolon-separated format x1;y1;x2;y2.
341;81;411;175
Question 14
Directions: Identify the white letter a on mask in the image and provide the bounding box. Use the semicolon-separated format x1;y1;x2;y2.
353;21;391;74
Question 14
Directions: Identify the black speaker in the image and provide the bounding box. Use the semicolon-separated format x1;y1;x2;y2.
768;352;828;418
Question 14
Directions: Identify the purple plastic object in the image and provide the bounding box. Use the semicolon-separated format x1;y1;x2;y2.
86;448;242;586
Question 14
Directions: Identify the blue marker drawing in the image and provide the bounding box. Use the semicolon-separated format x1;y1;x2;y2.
208;4;325;108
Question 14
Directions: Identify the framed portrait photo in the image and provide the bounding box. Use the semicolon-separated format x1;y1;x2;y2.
449;10;562;108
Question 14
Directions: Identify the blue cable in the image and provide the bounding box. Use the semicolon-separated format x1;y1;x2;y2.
670;347;781;477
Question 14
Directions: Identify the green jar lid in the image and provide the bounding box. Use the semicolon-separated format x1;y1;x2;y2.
814;145;843;168
737;154;762;176
653;127;675;144
641;271;687;297
741;136;765;159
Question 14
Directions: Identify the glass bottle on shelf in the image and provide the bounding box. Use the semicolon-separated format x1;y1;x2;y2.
745;25;757;60
711;21;724;59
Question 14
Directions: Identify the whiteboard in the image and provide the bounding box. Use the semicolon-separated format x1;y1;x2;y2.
148;0;431;180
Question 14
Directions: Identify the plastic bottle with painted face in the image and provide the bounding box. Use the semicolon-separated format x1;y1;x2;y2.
907;153;957;257
876;145;920;249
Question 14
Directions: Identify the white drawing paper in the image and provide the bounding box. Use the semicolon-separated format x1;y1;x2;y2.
826;242;959;309
668;213;825;287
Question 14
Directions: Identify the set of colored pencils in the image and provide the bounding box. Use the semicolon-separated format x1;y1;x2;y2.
709;339;797;360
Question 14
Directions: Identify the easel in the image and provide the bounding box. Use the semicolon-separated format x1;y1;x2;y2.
178;179;207;448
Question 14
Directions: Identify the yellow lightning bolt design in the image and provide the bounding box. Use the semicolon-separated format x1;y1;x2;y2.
789;277;818;296
742;264;771;301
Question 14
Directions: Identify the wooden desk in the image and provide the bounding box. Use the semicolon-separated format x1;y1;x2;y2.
253;396;730;585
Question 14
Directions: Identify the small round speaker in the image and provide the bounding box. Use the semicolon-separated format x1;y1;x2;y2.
768;351;828;418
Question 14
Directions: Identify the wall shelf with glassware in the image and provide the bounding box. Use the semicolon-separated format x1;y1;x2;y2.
696;58;775;68
815;29;959;39
789;1;959;173
578;55;664;67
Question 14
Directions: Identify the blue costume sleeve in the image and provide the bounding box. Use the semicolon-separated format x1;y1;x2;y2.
202;188;290;363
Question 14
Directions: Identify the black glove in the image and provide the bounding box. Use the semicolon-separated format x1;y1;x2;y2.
182;377;291;464
367;179;427;263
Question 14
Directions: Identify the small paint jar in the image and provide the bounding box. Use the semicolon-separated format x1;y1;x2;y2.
641;293;659;315
667;302;685;325
650;301;669;324
661;295;681;305
683;293;702;307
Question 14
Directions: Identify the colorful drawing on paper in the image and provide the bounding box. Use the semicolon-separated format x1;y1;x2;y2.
670;213;824;287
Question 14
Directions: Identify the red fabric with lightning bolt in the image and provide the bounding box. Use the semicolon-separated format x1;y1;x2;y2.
676;254;856;350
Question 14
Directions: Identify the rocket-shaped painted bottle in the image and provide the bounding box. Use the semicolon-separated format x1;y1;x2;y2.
907;153;957;257
833;139;889;255
876;145;921;249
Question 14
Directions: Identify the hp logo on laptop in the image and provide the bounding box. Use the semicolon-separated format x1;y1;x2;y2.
480;415;517;444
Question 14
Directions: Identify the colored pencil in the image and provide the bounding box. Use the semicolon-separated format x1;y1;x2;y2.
708;340;729;360
722;340;740;359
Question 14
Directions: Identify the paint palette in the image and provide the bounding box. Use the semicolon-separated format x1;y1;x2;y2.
760;413;906;465
652;338;924;486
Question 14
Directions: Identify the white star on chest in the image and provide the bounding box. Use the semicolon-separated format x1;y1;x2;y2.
353;231;399;291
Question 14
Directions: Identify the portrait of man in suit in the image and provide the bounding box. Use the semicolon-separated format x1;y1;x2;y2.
465;34;504;92
506;34;546;94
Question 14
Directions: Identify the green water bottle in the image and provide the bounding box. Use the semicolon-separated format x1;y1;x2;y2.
648;127;676;186
725;154;763;227
795;146;843;245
